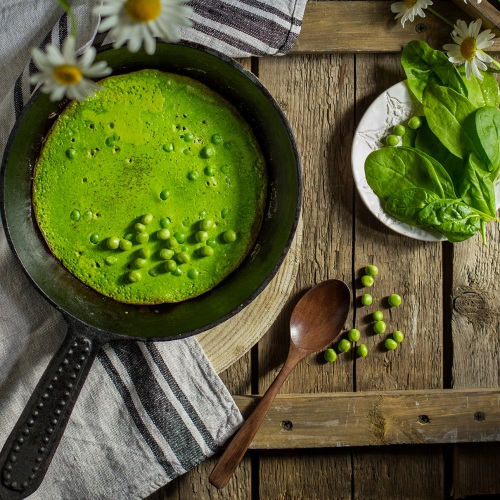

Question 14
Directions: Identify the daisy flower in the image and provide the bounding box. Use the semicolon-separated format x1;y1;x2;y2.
94;0;193;56
390;0;433;28
31;37;112;101
443;19;495;80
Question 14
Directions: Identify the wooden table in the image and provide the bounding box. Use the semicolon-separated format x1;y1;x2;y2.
150;2;500;498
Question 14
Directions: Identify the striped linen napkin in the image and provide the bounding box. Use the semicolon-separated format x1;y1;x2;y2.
0;0;306;498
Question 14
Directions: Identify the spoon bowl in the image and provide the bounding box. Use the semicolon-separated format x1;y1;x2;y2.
209;279;350;489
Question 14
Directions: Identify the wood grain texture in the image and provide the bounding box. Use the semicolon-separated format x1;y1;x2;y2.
293;1;500;54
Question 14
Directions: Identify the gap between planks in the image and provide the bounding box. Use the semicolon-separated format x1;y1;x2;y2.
232;388;500;448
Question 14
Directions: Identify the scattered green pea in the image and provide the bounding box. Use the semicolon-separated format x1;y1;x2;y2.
160;248;174;260
160;217;171;228
107;236;120;249
142;213;153;225
136;232;149;244
393;330;405;343
207;238;218;248
119;239;132;251
181;245;189;253
408;115;422;130
165;260;177;272
90;233;99;244
373;310;384;322
188;170;199;181
223;230;237;243
140;247;152;259
211;134;222;145
183;132;194;142
204;166;215;176
388;293;402;307
135;258;147;268
385;338;398;350
221;208;229;219
70;209;81;222
123;233;134;241
201;245;214;257
348;329;361;342
200;218;214;231
357;344;369;357
200;146;213;158
66;148;76;159
174;232;186;244
172;267;183;277
324;348;337;362
157;228;171;240
82;211;92;222
361;293;373;306
159;189;170;200
177;252;190;264
135;223;146;233
128;270;142;283
361;275;374;287
166;236;178;249
163;143;174;152
198;210;207;219
386;134;399;147
373;321;386;334
338;339;351;353
105;136;116;147
187;269;199;280
196;230;209;242
365;265;378;276
393;124;406;136
105;256;117;265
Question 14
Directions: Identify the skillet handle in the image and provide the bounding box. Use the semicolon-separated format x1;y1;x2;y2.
0;317;104;499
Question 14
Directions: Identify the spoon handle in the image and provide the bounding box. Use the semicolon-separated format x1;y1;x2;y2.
209;346;304;489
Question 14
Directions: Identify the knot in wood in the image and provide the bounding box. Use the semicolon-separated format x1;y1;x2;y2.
453;291;487;322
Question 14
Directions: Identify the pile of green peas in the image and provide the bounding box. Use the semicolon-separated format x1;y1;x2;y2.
385;116;422;148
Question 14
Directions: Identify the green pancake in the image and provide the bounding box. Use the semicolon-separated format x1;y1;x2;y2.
33;69;267;304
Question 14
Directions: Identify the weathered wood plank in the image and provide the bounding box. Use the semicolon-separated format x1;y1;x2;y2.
292;1;500;54
232;389;500;448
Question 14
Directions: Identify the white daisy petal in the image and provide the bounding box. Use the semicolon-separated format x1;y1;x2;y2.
143;29;157;55
31;48;50;70
45;45;65;66
50;85;66;102
98;15;120;32
62;37;76;64
78;47;96;69
476;50;493;64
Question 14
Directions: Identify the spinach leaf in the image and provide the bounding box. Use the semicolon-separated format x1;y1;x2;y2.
422;84;477;159
417;199;481;242
365;146;449;201
459;67;500;109
402;40;467;103
385;187;440;225
457;152;497;218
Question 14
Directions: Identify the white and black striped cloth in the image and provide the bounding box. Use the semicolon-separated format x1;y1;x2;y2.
0;1;307;498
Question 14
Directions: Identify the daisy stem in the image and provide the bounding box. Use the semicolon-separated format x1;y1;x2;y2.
427;7;454;29
56;0;77;37
486;53;500;70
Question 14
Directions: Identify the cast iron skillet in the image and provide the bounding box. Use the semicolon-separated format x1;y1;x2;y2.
0;42;301;499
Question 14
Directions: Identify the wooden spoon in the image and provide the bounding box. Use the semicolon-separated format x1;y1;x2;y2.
209;279;351;489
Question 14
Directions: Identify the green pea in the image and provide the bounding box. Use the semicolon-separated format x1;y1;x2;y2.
128;270;142;282
140;247;152;259
70;209;81;222
198;210;207;219
200;146;213;158
348;329;361;342
324;348;337;362
177;252;190;264
163;143;174;152
361;275;374;287
373;321;386;334
66;148;76;159
223;230;237;243
159;189;170;200
201;245;214;257
188;269;199;280
90;233;99;244
365;265;378;276
373;310;384;322
200;219;214;231
393;331;405;343
160;217;171;228
221;208;229;219
136;232;149;244
135;258;147;268
105;256;117;265
172;267;183;277
207;238;218;248
157;228;171;240
165;260;177;272
135;223;146;233
196;231;209;242
211;134;222;145
148;267;159;278
357;344;369;357
181;245;189;253
105;136;116;147
183;132;194;142
142;213;153;225
123;233;134;241
204;166;215;176
107;236;120;249
361;293;373;306
388;293;402;307
160;248;174;260
393;124;406;136
119;239;132;251
385;338;398;350
220;165;230;174
338;339;351;353
82;211;92;222
174;232;186;244
166;236;178;249
386;134;399;147
188;170;199;181
408;116;422;129
182;218;190;228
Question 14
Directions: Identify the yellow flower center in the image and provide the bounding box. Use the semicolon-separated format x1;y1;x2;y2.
53;65;83;86
403;0;417;7
125;0;161;23
460;37;477;61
